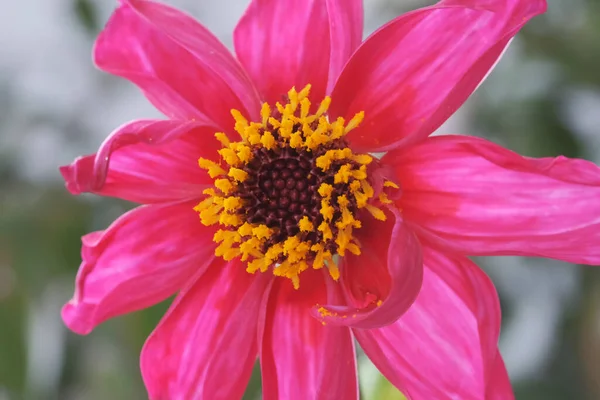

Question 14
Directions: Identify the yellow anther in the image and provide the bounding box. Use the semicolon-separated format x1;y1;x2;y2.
352;154;373;165
337;195;349;208
334;164;353;184
223;247;241;261
198;158;226;178
237;222;253;237
214;132;231;147
335;226;353;256
214;178;234;194
349;180;361;192
199;206;221;225
261;102;271;126
219;213;242;227
265;243;284;262
318;183;334;198
316;150;337;171
318;221;333;240
354;190;370;208
218;148;239;166
278;118;294;139
360;180;374;197
347;242;361;256
246;124;262;145
328;262;340;281
366;204;387;221
223;196;242;211
299;216;314;232
231;109;249;136
298;84;311;100
352;165;368;180
384;180;400;189
320;199;335;221
252;224;273;239
300;97;311;120
345;111;365;133
287;87;299;109
260;131;276;149
330;117;346;139
228;168;248;182
316;96;331;117
288;132;302;148
236;145;252;163
379;193;393;204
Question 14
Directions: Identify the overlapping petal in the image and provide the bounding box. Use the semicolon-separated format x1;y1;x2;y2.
260;271;358;400
60;119;220;204
388;135;600;264
141;259;270;400
313;208;423;329
62;201;217;335
354;245;506;400
234;0;330;103
330;0;547;152
96;0;260;127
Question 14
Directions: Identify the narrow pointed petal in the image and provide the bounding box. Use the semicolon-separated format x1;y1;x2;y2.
325;0;363;94
234;0;330;103
141;260;270;400
388;135;600;264
96;0;260;127
62;201;216;335
330;0;547;152
260;271;358;400
312;208;423;329
60;119;219;204
355;245;506;399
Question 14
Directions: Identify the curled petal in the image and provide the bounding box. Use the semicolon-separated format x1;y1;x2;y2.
388;135;600;264
60;119;220;204
234;0;330;103
62;201;216;335
96;0;260;127
330;0;547;152
260;271;358;400
141;259;270;400
355;245;507;399
312;207;423;329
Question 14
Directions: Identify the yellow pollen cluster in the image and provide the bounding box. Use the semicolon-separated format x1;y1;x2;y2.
195;85;396;289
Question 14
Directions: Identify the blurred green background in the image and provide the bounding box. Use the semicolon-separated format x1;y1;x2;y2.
1;0;600;399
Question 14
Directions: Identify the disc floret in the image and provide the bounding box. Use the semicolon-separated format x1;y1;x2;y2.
196;85;395;288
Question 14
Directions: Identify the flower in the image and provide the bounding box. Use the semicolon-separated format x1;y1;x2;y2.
59;0;600;399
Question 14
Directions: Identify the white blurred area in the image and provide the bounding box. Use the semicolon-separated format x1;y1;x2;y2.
0;0;596;398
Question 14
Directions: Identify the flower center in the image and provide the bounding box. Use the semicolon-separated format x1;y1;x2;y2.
196;85;397;288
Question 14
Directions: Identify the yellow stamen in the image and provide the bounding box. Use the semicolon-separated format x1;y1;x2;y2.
195;83;399;289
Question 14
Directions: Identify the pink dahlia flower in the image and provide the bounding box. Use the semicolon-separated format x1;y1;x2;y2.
60;0;600;398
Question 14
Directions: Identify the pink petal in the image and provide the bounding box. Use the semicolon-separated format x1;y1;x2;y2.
487;350;514;400
60;119;220;204
62;201;216;335
312;208;423;329
234;0;330;103
96;0;260;128
355;244;507;399
330;0;547;152
141;259;271;400
325;0;364;94
260;271;358;400
388;135;600;264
